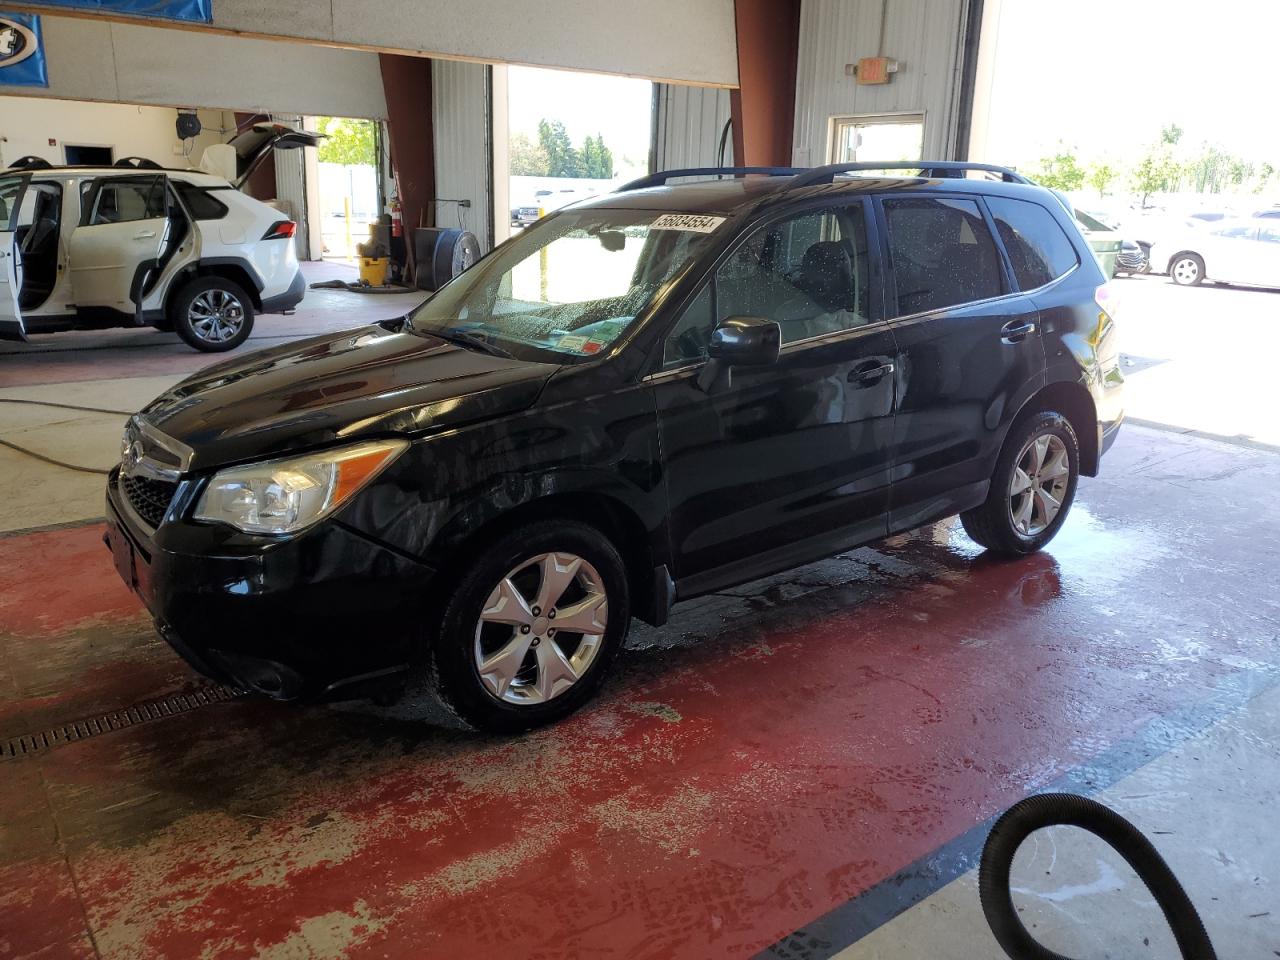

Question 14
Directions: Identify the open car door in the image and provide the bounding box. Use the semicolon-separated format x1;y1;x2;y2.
0;173;28;341
68;175;170;321
199;123;322;192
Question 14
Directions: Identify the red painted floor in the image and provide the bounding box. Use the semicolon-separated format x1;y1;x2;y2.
2;425;1278;958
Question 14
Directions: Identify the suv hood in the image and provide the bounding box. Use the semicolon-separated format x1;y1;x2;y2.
138;324;559;470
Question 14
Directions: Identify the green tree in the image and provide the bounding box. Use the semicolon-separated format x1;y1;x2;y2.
1130;147;1181;208
1087;162;1117;197
1160;123;1184;147
1255;162;1276;194
579;133;615;179
315;116;375;166
537;119;581;177
509;132;550;176
1029;149;1086;191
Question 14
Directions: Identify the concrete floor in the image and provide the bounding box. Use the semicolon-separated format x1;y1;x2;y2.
1;267;1278;958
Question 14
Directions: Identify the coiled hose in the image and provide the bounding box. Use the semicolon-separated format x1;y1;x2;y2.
979;793;1217;960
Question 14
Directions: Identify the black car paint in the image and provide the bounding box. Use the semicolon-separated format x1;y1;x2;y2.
106;174;1123;700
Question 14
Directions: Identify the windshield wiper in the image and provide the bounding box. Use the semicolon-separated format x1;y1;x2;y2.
426;326;514;359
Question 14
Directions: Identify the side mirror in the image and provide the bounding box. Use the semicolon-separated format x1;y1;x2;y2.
697;316;780;392
707;316;781;366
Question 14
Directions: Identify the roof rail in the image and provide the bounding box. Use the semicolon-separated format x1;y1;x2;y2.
789;160;1031;188
617;166;804;192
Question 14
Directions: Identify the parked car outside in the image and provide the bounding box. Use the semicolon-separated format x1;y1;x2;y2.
104;161;1124;732
1150;218;1280;288
0;124;318;351
1116;238;1149;276
1073;208;1123;278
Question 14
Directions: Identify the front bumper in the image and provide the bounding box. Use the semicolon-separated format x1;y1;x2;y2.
105;469;432;701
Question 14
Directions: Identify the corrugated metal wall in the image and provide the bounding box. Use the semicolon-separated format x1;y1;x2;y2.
652;84;735;171
432;59;494;252
271;113;312;261
792;0;970;166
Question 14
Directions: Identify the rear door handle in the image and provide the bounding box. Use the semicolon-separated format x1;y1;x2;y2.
1001;319;1037;344
849;361;894;386
134;231;157;241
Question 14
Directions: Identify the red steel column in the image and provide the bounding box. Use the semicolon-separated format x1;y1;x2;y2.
730;0;801;167
377;53;437;234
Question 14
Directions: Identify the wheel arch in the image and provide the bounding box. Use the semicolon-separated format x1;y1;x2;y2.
164;259;265;317
429;490;666;627
1014;380;1100;476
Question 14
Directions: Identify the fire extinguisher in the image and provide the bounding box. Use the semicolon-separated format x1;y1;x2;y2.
390;197;403;238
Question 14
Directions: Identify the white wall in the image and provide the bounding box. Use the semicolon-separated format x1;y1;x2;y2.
653;84;734;172
0;96;231;169
4;15;387;119
432;60;493;251
792;0;972;167
65;0;740;88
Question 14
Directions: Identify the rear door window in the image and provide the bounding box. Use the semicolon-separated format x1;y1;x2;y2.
986;196;1080;290
883;197;1004;316
85;177;166;225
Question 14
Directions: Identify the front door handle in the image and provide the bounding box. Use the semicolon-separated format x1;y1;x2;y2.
849;360;894;386
1001;319;1037;344
133;231;157;241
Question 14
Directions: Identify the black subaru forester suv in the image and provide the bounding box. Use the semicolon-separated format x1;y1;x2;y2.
106;162;1124;732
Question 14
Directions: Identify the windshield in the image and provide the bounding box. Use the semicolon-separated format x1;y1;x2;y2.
406;208;723;361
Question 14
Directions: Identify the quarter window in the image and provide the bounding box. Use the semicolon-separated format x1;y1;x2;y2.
87;177;166;225
884;197;1004;316
986;196;1079;290
173;182;229;221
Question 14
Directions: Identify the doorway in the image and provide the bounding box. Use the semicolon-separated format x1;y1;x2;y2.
63;144;113;166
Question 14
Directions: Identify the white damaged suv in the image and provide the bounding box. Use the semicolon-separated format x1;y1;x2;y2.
0;124;318;352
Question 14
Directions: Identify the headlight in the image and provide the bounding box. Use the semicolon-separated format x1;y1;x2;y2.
193;439;408;535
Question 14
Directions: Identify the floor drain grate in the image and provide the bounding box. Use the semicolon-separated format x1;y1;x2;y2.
1;684;245;761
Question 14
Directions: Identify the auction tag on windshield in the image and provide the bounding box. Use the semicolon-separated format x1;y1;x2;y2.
651;213;726;233
557;335;590;352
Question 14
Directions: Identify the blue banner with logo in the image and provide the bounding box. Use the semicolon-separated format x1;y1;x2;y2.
18;0;210;22
0;12;47;87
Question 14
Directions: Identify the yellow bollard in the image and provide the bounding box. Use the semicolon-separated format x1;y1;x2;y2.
343;196;353;262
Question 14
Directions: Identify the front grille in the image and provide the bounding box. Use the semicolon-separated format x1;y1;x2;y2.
121;474;178;528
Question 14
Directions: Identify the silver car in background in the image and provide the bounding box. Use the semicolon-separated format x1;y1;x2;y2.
1151;218;1280;288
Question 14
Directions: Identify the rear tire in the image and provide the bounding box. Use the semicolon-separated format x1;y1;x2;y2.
960;412;1080;556
171;277;255;352
424;520;631;733
1169;253;1205;286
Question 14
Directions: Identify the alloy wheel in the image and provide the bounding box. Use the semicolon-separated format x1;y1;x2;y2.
1172;257;1200;285
472;552;609;705
1008;433;1070;537
188;289;246;343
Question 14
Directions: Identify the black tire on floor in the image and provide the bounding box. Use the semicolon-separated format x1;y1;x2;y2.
425;519;631;734
960;411;1080;556
170;276;255;352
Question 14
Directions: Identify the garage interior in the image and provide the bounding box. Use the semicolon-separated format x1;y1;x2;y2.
1;1;1278;958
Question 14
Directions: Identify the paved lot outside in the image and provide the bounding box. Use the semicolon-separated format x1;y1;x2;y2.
1110;273;1280;448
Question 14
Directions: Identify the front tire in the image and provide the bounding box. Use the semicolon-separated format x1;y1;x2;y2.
1169;253;1205;286
961;412;1080;556
171;277;255;352
427;520;631;733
